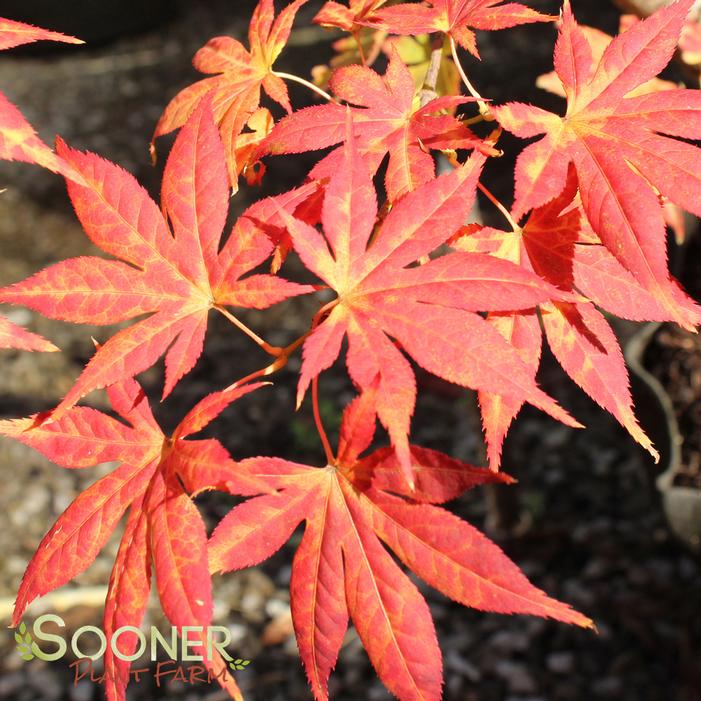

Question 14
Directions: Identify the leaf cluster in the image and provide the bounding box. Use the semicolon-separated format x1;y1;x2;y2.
1;2;700;699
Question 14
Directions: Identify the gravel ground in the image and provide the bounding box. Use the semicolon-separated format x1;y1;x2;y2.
1;2;700;700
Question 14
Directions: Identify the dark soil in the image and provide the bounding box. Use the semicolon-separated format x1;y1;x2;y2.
644;232;701;489
1;2;700;701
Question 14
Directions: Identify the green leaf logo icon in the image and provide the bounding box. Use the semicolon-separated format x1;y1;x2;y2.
14;622;34;661
229;658;251;671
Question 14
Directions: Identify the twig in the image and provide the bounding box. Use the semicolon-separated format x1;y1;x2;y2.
420;34;445;106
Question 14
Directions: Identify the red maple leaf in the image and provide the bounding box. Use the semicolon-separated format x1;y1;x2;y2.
454;176;657;468
0;16;83;353
152;0;307;186
0;16;82;50
313;0;388;33
494;0;701;329
0;88;84;181
273;115;579;482
370;0;553;57
263;48;483;201
0;18;84;179
208;388;593;701
0;378;269;701
0;99;313;418
0;314;57;352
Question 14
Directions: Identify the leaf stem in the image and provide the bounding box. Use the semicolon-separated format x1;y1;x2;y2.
449;36;493;120
477;182;520;232
215;305;283;356
272;70;335;102
353;30;368;67
312;377;335;465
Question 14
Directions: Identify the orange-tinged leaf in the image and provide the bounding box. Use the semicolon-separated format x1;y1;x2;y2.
0;16;82;178
371;0;553;57
340;477;443;701
541;301;658;461
454;174;659;465
365;487;592;626
0;100;312;417
538;15;679;100
280;134;577;479
263;49;481;201
104;499;151;701
495;0;701;329
290;481;348;701
0;376;261;700
0;17;82;50
336;380;378;465
147;469;212;627
0;314;57;352
153;0;307;186
0;92;81;180
11;459;158;625
209;407;592;701
314;0;388;32
0;405;151;469
357;445;514;502
478;311;542;469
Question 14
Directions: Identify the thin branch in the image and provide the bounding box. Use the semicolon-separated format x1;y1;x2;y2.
226;331;310;389
272;70;335;102
224;298;339;390
420;34;445;106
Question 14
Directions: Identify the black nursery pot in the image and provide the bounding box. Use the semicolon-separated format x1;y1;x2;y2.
2;0;174;45
626;322;701;554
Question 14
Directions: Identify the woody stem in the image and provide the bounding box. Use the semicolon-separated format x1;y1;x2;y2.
225;297;338;390
272;70;335;102
215;305;283;356
420;34;444;106
449;36;493;120
312;377;335;464
226;331;310;389
477;182;520;232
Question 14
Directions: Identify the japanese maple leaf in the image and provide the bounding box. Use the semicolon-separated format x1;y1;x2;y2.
274;116;579;482
494;0;701;330
314;0;388;33
263;49;483;201
680;14;701;66
0;19;84;178
0;92;82;178
370;0;553;57
152;0;307;186
453;177;656;468
0;377;269;701
208;389;593;701
0;314;57;352
0;99;313;418
534;12;688;243
0;16;82;50
0;17;78;353
536;14;680;99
